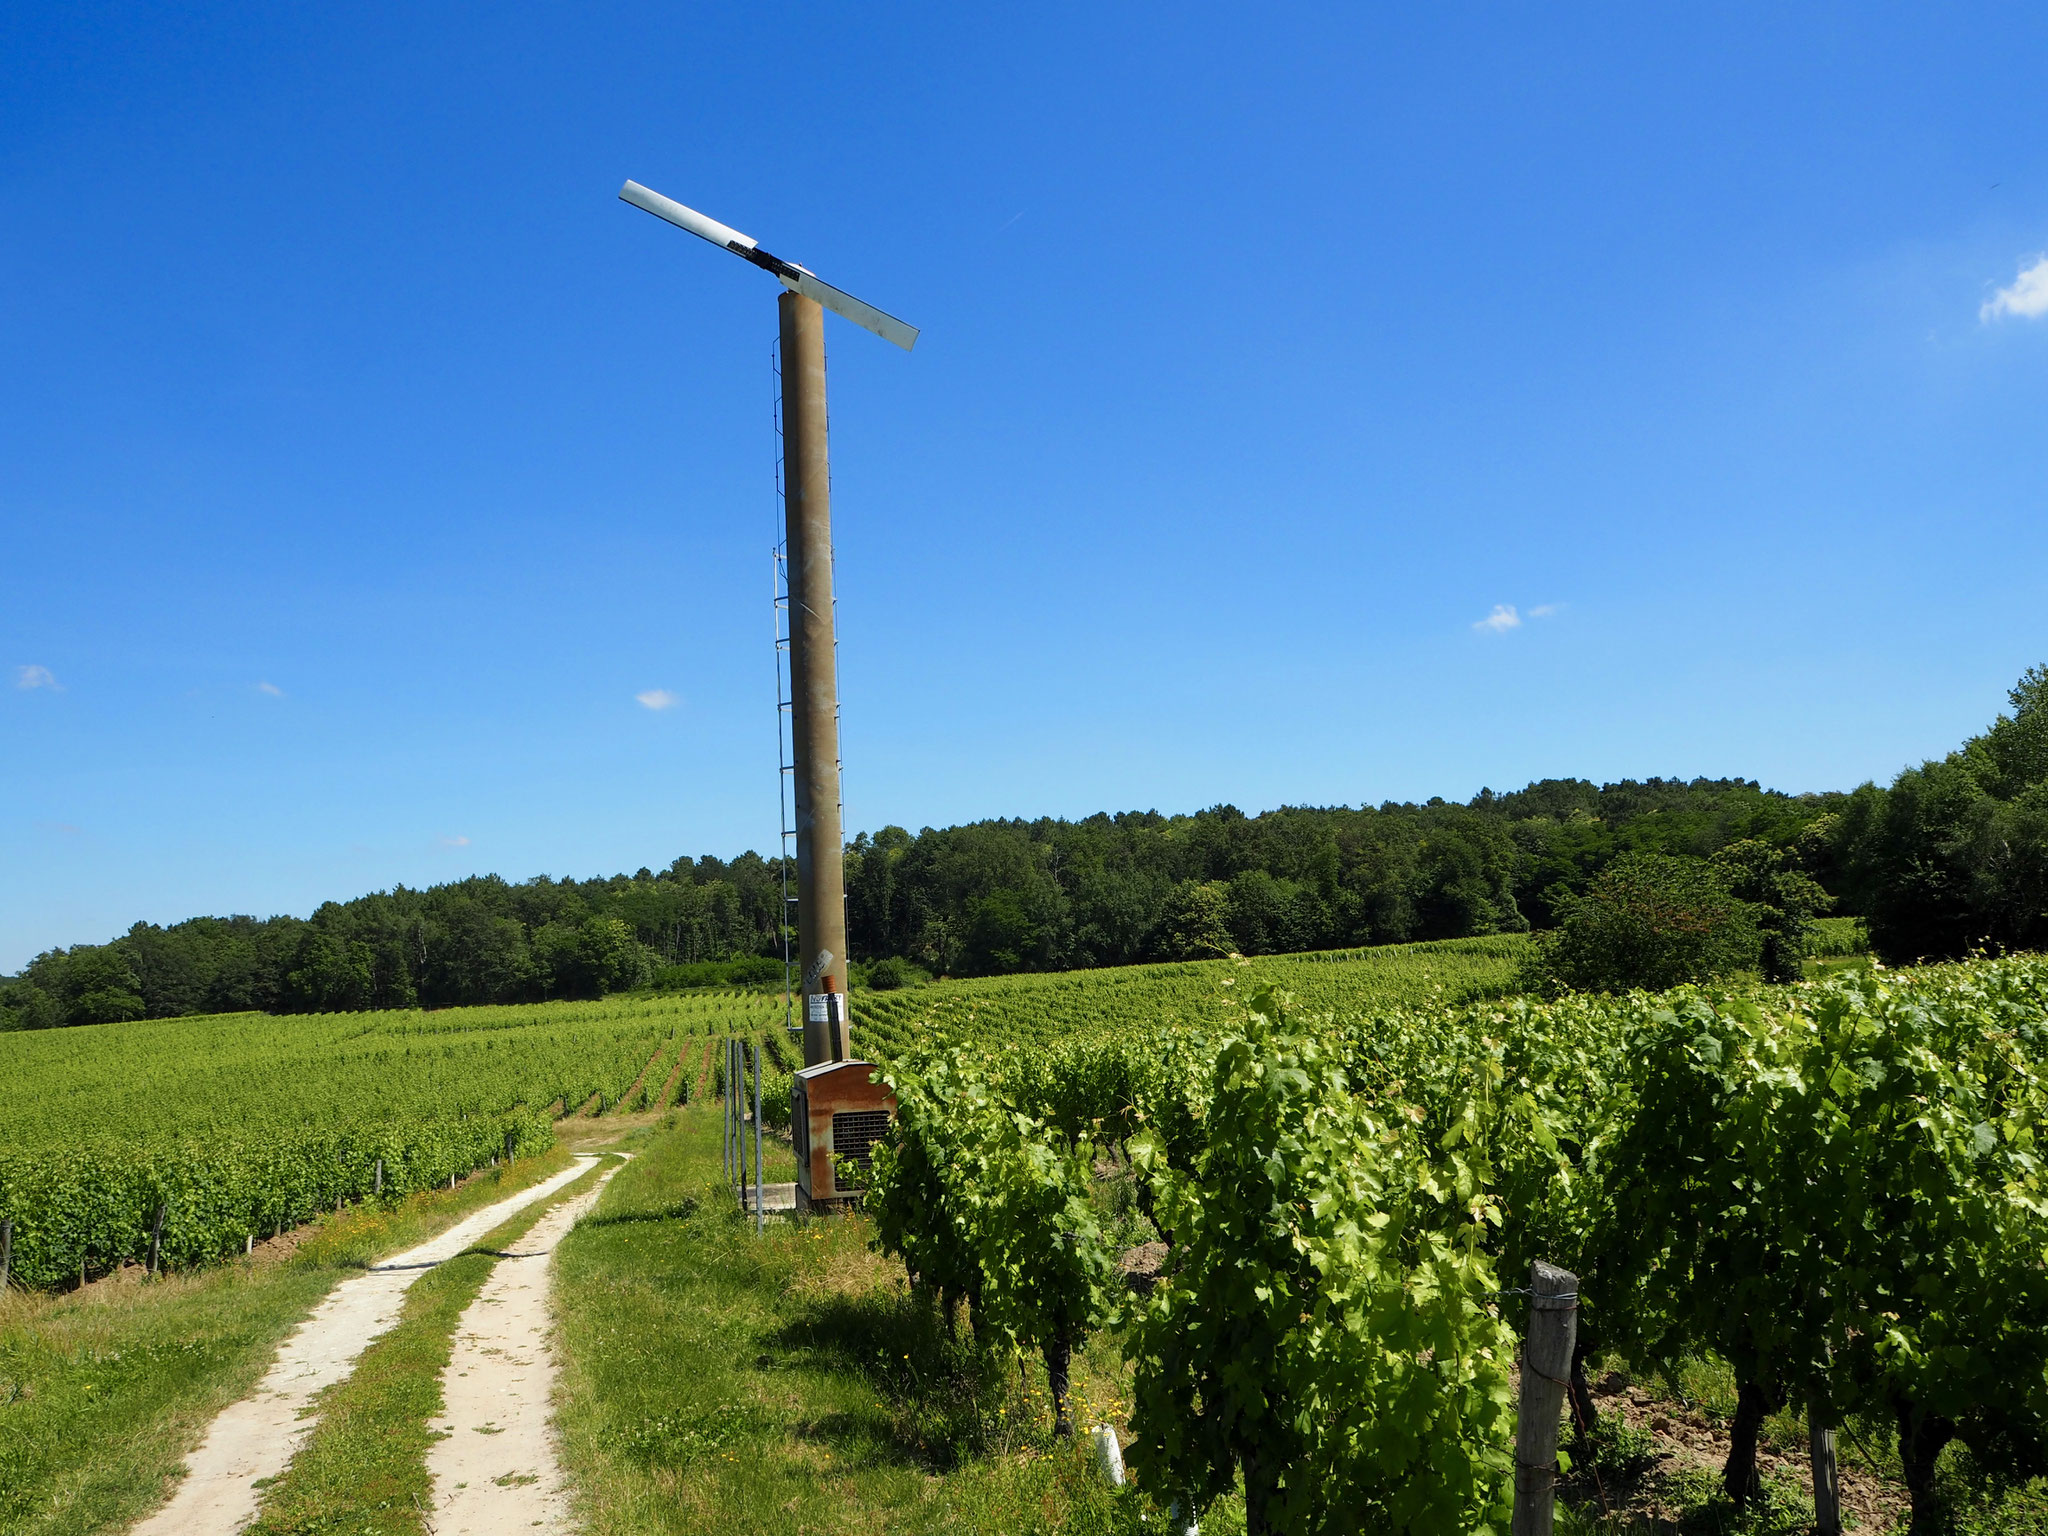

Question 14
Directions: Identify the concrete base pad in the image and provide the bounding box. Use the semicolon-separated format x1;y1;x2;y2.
740;1182;797;1214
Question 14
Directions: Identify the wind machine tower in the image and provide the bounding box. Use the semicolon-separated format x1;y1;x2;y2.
618;179;912;1208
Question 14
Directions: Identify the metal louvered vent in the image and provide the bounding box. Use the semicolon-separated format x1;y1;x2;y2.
831;1110;892;1165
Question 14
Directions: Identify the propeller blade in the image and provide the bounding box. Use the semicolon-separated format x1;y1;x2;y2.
618;180;758;254
782;269;919;352
620;178;919;351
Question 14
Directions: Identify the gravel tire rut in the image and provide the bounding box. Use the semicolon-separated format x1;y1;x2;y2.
427;1155;627;1534
130;1156;601;1536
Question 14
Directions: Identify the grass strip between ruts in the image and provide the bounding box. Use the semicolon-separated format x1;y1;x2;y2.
0;1145;576;1536
241;1153;619;1536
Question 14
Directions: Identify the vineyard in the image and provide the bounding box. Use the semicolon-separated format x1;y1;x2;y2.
731;936;1529;1144
0;990;781;1291
0;937;1521;1296
13;926;2041;1530
858;948;2048;1533
854;933;1531;1056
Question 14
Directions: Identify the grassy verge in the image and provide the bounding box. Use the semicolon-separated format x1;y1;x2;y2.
0;1146;573;1536
552;1105;1181;1536
243;1152;619;1536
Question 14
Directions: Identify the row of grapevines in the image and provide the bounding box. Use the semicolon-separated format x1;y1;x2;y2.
866;1045;1120;1435
863;955;2048;1533
0;1106;554;1290
866;984;1519;1533
849;935;1527;1064
0;988;787;1290
1591;961;2048;1522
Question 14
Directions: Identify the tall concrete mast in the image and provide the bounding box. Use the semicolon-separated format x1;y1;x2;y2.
779;291;851;1065
616;180;916;1070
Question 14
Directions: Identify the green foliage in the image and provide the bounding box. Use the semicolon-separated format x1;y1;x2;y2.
1527;852;1761;993
0;979;62;1031
868;1051;987;1315
0;989;784;1290
863;924;2048;1530
1805;914;1870;959
1124;988;1514;1535
651;954;785;990
1710;837;1832;982
1594;963;2048;1522
568;915;652;998
868;1045;1119;1433
284;929;378;1012
1837;663;2048;963
1160;880;1235;960
23;944;150;1026
864;955;917;990
961;1104;1118;1423
8;777;1840;1019
4;856;791;1020
851;935;1532;1067
0;1110;556;1291
849;781;1829;975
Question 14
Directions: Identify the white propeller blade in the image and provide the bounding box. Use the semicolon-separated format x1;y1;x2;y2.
780;269;919;352
619;180;919;352
619;180;757;255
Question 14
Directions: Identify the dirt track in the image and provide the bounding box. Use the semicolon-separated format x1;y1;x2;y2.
427;1156;627;1533
130;1156;600;1536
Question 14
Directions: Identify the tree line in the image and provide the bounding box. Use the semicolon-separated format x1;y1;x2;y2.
0;852;788;1028
4;662;2041;1028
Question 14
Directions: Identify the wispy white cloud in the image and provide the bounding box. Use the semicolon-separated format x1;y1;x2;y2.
440;834;470;848
255;681;284;697
1982;255;2048;322
636;688;680;711
15;664;60;690
1475;603;1564;633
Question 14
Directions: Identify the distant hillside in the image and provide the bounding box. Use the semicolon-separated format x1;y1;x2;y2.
1;776;1839;1028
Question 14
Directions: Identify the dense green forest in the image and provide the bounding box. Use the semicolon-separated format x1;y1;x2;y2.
0;777;1828;1027
3;664;2041;1028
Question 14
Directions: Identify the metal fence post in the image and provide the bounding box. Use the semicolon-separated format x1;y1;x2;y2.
1511;1261;1580;1536
753;1041;764;1235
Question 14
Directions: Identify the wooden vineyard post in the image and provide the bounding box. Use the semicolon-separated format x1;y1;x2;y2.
147;1200;168;1277
1;1217;12;1291
1811;1415;1841;1536
1512;1261;1580;1536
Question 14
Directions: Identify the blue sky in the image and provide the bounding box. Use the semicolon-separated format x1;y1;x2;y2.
4;3;2046;970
